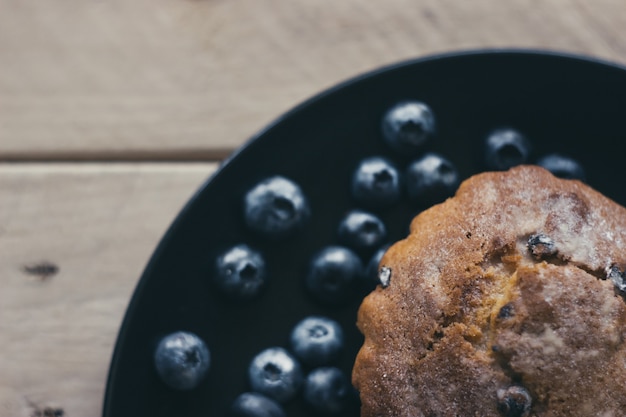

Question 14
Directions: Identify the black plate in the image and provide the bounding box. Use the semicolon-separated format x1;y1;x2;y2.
103;50;626;417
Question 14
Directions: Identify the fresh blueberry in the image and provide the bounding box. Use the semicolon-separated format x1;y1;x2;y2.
484;128;531;170
230;392;286;417
337;210;387;255
248;347;303;403
154;331;210;390
381;101;436;154
244;176;310;239
215;244;267;300
365;245;390;289
406;152;459;206
290;316;344;367
306;246;364;304
351;156;402;209
536;153;585;181
303;367;351;414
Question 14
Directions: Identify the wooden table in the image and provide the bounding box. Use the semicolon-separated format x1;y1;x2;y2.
1;1;625;415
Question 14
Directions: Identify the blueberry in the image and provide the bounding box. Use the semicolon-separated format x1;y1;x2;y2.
306;246;364;304
303;367;351;414
607;265;626;292
230;392;286;417
154;331;210;390
365;245;390;289
381;101;435;154
290;316;344;366
527;233;557;259
485;128;531;170
406;152;459;206
378;266;392;289
215;244;267;300
244;176;310;239
248;347;303;403
351;156;402;209
496;385;532;417
337;210;387;254
536;153;585;181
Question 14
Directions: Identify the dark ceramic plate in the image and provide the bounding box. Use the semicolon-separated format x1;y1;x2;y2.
103;50;626;417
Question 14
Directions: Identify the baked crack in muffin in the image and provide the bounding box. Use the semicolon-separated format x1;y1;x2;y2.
352;165;626;417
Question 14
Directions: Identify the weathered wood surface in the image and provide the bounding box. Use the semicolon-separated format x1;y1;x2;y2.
2;0;626;159
0;164;216;417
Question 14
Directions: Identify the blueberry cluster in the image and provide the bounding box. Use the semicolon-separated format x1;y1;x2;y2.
229;316;353;416
359;102;460;213
152;176;313;394
150;98;588;417
483;127;585;180
346;101;457;295
212;176;312;302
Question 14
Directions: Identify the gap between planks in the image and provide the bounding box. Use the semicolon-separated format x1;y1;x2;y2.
0;161;221;173
0;149;233;163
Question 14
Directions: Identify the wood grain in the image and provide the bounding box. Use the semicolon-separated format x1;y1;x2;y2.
2;0;626;159
0;163;216;417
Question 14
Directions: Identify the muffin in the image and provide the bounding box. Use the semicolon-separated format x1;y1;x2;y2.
352;165;626;417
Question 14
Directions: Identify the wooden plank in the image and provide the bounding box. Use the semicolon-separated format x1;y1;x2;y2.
1;0;626;158
0;163;217;417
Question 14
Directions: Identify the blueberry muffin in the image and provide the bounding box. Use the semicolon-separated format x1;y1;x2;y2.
352;165;626;417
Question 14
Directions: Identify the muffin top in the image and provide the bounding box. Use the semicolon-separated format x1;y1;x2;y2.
352;165;626;417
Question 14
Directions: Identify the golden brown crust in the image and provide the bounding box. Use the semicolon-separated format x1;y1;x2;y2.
352;165;626;417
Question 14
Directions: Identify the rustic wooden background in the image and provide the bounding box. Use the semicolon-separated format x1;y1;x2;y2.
1;0;626;415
